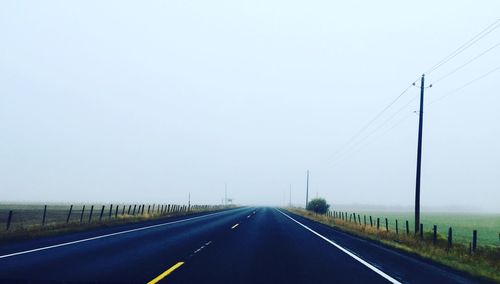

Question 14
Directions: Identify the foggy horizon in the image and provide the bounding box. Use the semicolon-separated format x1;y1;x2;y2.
1;1;500;212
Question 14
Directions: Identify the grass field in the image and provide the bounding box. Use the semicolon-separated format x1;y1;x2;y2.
348;211;500;247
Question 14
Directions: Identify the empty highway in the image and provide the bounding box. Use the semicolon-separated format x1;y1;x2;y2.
0;207;479;283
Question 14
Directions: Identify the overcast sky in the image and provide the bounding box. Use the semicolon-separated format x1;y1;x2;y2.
1;1;499;212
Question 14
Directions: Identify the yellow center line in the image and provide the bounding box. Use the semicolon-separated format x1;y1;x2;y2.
231;223;239;229
147;261;184;284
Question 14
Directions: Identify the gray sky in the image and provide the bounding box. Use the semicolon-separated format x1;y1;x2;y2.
1;1;499;212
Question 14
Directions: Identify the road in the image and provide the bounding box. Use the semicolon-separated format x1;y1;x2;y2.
0;207;480;283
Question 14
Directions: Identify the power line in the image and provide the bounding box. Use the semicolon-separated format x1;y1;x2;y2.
426;19;500;75
320;83;415;166
325;93;419;168
427;65;500;107
432;41;500;85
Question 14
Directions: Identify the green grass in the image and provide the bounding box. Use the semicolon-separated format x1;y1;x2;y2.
289;208;500;283
0;203;226;243
347;211;500;246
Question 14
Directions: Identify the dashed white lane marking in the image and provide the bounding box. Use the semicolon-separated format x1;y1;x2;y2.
276;209;401;284
0;210;237;259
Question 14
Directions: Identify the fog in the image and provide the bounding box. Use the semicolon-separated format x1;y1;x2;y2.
1;1;499;212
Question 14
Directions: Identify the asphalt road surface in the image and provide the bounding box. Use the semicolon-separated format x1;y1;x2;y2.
0;207;481;283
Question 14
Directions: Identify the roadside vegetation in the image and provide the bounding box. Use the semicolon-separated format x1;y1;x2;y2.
289;207;500;283
0;203;232;244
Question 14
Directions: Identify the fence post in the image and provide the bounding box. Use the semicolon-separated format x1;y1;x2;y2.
358;215;361;225
377;218;380;230
472;230;477;252
6;210;13;231
433;225;437;245
115;205;119;218
167;204;171;213
132;205;137;215
385;218;388;232
88;205;94;223
420;224;423;240
80;205;85;223
448;227;452;249
42;205;47;226
395;220;398;235
66;205;73;223
99;205;105;221
142;205;145;215
406;220;409;235
370;216;373;227
127;205;131;215
148;205;151;214
109;204;113;218
364;215;366;226
352;213;356;224
121;205;125;215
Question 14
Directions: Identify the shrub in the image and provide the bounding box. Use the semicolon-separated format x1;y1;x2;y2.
306;198;330;214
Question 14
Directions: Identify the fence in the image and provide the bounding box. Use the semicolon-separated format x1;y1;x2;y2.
1;204;226;232
325;210;498;253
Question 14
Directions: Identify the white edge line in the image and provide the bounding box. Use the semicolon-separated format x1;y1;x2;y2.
0;210;233;259
276;209;401;284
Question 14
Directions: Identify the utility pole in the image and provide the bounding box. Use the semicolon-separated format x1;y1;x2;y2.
414;74;425;234
305;170;309;208
289;184;292;207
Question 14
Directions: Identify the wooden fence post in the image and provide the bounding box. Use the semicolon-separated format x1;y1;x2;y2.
42;205;47;226
109;204;113;218
406;220;409;235
395;220;398;235
6;210;13;231
370;216;373;227
66;205;73;223
127;205;131;215
115;205;119;218
364;215;366;226
99;205;105;221
377;218;380;230
447;227;452;249
385;218;388;232
80;205;85;223
132;205;137;215
433;225;437;245
88;205;94;223
358;215;361;225
472;230;477;252
167;204;171;213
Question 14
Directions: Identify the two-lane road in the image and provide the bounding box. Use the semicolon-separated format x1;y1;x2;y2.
0;207;479;283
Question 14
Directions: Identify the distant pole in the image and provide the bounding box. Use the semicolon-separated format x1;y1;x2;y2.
188;192;191;212
305;170;309;208
414;74;425;234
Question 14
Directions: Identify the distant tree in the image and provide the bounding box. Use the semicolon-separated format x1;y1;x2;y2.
306;198;330;214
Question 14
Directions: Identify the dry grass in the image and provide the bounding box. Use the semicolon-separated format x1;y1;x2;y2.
0;207;226;244
287;208;500;283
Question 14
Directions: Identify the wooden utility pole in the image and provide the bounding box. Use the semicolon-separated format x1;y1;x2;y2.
414;74;425;234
